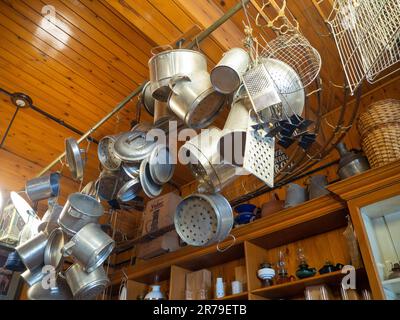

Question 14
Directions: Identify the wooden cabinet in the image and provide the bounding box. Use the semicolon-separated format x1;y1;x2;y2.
328;161;400;300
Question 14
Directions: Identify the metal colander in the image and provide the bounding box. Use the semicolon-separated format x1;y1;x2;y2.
174;193;233;247
262;33;321;94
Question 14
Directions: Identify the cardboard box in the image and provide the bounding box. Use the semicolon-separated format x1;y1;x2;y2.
142;192;182;235
136;231;180;260
185;269;212;300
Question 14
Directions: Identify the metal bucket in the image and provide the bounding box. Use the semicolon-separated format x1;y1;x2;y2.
211;48;250;94
284;183;308;208
65;264;110;300
307;174;330;200
25;173;60;202
62;223;115;273
174;193;233;247
16;231;48;270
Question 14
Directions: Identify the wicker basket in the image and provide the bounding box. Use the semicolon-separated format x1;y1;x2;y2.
357;99;400;168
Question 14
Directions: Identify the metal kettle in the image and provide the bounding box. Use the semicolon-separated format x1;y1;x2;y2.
336;142;370;179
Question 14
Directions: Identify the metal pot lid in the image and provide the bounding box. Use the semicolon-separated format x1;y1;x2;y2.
27;277;73;300
149;144;175;185
140;81;155;116
44;228;65;271
65;138;85;180
121;163;140;180
117;177;141;203
113;131;157;163
139;158;162;198
98;135;122;171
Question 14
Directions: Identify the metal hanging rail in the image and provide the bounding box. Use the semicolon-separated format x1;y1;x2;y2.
36;0;250;178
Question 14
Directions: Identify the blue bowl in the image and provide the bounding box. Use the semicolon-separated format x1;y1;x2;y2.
234;204;256;214
235;213;256;225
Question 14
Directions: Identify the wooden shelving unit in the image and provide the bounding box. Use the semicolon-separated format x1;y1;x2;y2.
251;269;366;299
215;292;249;300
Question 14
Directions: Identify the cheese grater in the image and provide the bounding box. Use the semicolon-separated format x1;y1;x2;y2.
242;63;282;113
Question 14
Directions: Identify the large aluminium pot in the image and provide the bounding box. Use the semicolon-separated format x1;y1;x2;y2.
58;193;103;237
168;71;226;129
65;264;110;300
27;276;73;300
174;193;233;247
179;127;238;193
62;223;115;273
21;267;45;287
149;49;207;101
25;173;60;202
16;231;48;270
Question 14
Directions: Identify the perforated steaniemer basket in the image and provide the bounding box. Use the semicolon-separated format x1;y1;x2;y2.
174;193;233;247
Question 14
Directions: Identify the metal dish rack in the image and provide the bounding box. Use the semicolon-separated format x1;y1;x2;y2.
328;0;400;95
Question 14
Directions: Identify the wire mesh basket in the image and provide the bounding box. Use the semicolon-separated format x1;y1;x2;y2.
328;0;400;95
261;33;322;94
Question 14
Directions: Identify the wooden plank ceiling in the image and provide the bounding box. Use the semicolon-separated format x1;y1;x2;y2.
0;0;396;192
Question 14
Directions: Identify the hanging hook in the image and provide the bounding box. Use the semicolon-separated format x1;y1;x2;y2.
217;234;236;252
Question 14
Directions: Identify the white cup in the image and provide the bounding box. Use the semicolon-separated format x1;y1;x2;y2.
231;280;243;294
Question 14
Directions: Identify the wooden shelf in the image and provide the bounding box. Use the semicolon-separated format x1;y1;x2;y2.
214;292;248;300
251;269;366;299
111;194;346;285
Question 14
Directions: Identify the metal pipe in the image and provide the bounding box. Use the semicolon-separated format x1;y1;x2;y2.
36;0;249;177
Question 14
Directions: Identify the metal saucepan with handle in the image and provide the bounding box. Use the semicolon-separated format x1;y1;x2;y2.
211;47;250;94
65;263;110;300
168;70;226;129
25;172;60;202
62;223;115;273
149;48;207;101
174;193;233;247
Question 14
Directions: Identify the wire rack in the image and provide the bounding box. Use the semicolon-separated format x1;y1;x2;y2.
261;33;322;94
328;0;400;95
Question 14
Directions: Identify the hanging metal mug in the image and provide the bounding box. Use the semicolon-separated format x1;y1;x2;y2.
25;173;60;202
62;223;115;273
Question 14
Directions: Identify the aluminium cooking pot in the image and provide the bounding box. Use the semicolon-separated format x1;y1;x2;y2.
174;193;233;247
21;267;45;287
27;276;73;300
62;223;115;273
140;81;155;116
211;48;250;94
168;70;226;129
25;173;60;202
65;263;110;300
44;228;65;271
149;49;207;101
16;231;48;270
57;193;103;237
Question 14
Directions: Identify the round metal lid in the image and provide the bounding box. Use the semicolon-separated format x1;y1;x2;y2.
98;135;122;171
117;177;141;203
44;228;65;271
139;158;162;199
65;138;85;180
122;163;140;180
149;144;175;185
174;195;218;246
113;131;156;163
